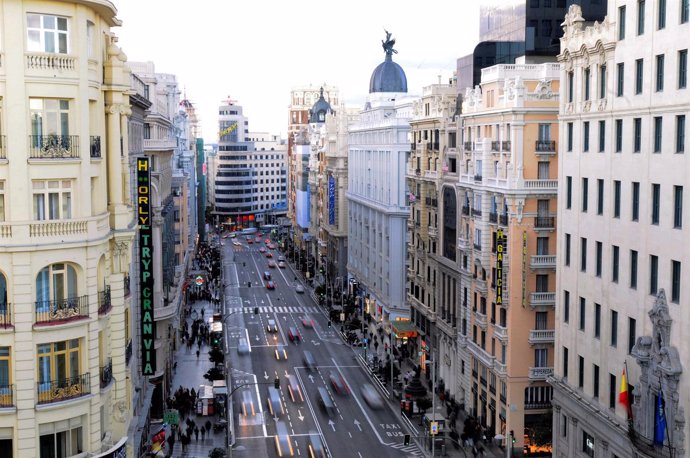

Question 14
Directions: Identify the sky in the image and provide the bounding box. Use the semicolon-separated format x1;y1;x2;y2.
114;0;480;142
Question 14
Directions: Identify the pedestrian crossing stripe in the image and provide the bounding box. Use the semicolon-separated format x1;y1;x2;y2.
241;306;321;314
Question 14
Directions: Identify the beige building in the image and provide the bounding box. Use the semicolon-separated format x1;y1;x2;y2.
552;3;690;457
0;1;133;456
457;63;560;450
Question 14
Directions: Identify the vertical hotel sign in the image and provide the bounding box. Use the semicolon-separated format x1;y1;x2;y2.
495;230;505;306
137;158;156;375
328;175;336;225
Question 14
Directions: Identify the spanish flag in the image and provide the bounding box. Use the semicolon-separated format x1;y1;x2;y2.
619;366;632;418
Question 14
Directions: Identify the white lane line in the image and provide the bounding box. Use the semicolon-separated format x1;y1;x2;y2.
294;370;332;457
245;328;252;353
250;372;268;437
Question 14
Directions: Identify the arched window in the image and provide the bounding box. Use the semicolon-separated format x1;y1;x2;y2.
36;263;77;310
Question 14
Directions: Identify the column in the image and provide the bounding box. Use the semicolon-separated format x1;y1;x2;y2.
120;108;132;205
106;104;124;207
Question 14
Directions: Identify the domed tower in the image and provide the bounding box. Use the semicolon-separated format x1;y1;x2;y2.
308;87;333;123
369;30;408;93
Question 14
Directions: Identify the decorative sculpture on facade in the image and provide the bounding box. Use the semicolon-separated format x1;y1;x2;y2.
382;29;398;56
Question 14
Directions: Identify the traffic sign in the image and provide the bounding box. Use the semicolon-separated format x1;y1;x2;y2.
430;421;438;435
340;313;345;322
195;275;205;286
164;409;179;426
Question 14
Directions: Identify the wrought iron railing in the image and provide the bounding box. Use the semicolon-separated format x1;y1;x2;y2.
90;136;101;158
535;140;557;152
28;135;80;159
462;206;470;216
0;303;11;328
502;141;511;151
474;174;483;182
463;142;472;151
499;214;509;226
472;208;482;217
100;358;113;389
98;286;111;315
0;384;14;407
489;212;498;223
534;216;556;229
36;373;90;404
410;142;416;151
491;141;500;152
35;295;89;324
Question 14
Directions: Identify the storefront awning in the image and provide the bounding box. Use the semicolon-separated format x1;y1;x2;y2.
391;320;418;338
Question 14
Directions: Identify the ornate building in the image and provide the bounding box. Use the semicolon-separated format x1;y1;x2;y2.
551;4;689;457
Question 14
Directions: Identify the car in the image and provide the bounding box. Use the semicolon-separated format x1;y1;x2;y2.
233;240;241;246
268;260;276;268
266;281;276;290
307;431;327;458
303;351;317;371
301;316;314;328
241;390;255;416
247;239;253;244
278;255;286;262
328;371;349;395
286;375;303;403
266;387;285;418
274;344;288;360
266;319;277;332
264;271;272;280
259;247;267;253
360;383;384;409
295;284;305;294
316;387;337;417
278;261;286;268
274;421;294;457
265;239;271;244
238;338;250;355
287;327;301;343
255;237;262;243
268;244;276;250
266;252;273;258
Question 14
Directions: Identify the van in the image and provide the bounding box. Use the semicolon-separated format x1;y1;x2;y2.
303;351;316;371
266;387;284;418
316;387;336;417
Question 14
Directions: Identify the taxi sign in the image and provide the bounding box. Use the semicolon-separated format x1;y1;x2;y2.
430;421;438;435
195;275;205;286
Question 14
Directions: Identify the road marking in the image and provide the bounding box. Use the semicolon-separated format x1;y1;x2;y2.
294;370;332;458
354;419;362;431
250;372;267;437
328;420;336;431
245;328;252;353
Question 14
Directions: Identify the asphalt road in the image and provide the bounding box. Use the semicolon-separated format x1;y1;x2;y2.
220;235;424;458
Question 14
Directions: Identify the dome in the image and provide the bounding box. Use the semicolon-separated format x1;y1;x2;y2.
309;87;333;123
369;54;408;93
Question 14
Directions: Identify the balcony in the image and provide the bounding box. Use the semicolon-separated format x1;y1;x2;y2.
473;242;482;251
530;292;556;308
530;255;557;269
534;216;556;230
471;208;482;217
98;286;112;315
0;384;15;407
474;174;483;182
475;312;487;329
489;212;498;223
476;278;488;294
458;236;470;251
90;136;101;159
461;206;470;216
535;140;557;154
25;52;77;76
502;141;511;151
491;141;500;152
495;361;507;376
100;358;113;389
499;214;509;226
144;138;177;151
493;325;508;342
468;340;495;369
410;142;416;151
28;135;80;159
35;295;89;325
124;273;131;297
37;373;91;405
528;367;554;381
524;179;558;191
0;135;5;159
463;141;472;151
0;303;12;328
125;339;133;366
428;226;438;238
415;168;421;176
528;329;556;345
424;170;439;180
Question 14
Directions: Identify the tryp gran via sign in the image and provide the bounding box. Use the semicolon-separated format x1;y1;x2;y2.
137;157;156;376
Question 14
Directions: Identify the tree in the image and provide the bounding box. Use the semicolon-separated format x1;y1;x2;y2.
203;367;225;381
382;360;400;382
208;447;227;458
416;397;433;416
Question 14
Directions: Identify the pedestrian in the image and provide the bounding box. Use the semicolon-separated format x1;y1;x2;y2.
196;349;200;359
200;425;206;440
194;426;199;441
205;420;212;432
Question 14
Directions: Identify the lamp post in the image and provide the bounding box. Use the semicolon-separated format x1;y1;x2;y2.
425;351;437;457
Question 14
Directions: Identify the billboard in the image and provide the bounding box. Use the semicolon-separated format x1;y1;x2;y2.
137;158;156;376
328;175;336;225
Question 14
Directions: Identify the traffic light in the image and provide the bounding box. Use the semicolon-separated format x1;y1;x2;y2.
510;430;515;444
404;434;411;446
327;320;331;328
248;281;251;287
254;307;259;315
274;377;280;389
212;335;220;347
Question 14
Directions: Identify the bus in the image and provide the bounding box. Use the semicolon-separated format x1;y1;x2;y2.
240;227;258;235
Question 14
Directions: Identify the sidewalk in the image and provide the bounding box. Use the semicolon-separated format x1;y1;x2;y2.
169;299;227;457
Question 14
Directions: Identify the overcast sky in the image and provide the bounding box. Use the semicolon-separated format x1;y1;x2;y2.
114;0;480;142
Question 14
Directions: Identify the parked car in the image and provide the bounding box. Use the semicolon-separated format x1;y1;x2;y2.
266;319;277;332
295;284;305;294
329;371;349;395
266;281;276;290
287;327;301;343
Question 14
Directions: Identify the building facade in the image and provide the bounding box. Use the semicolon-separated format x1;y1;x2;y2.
551;3;690;457
0;2;133;456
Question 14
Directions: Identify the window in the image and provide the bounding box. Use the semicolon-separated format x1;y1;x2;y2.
599;65;607;98
680;50;688;89
656;54;665;91
611;310;618;347
613;245;620;282
535;348;547;367
568;72;574;102
567;122;573;151
683;0;690;23
582;430;595;457
593;364;600;398
618;6;627;39
542;19;553;37
650;255;658;294
634;118;642;152
39;416;84;458
576;300;586;335
562;413;568;437
565;233;571;266
537;236;549;256
596;242;603;277
597;179;604;215
582;178;588;212
37;339;81;390
653;117;663;153
578;355;585;388
584;68;591;100
35;263;77;309
637;0;646;35
614;180;621;218
86;21;95;58
0;347;10;397
628;317;636;353
598;120;606;152
580;238;587;272
658;0;666;29
610;374;617;408
671;260;681;303
594;303;601;338
652;183;661;224
566;176;572;208
632;182;640;221
30;98;70;138
674;185;683;228
32;181;72;221
615;119;623;152
617;63;625;96
630;250;639;289
564;290;570;323
677;115;686;153
563;347;569;379
583;121;590;152
0;182;4;222
26;14;69;54
635;59;644;94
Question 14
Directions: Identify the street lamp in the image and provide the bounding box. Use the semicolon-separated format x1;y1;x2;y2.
424;351;437;457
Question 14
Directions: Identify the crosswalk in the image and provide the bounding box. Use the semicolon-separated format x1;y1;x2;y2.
238;306;321;314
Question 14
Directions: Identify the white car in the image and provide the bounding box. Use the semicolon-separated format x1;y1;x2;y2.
361;383;383;409
266;319;278;332
295;284;305;294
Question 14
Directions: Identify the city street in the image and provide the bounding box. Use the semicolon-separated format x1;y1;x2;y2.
221;235;424;458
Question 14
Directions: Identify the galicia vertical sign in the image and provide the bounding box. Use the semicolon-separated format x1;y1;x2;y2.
137;158;156;376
